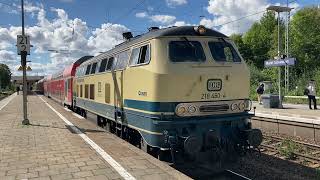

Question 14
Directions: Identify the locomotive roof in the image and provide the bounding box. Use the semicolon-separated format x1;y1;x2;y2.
82;26;228;65
116;26;227;49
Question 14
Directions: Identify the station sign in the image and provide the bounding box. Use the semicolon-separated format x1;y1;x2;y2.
17;35;30;55
264;58;296;68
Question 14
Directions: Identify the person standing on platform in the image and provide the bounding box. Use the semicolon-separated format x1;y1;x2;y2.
16;86;20;95
256;83;264;105
307;80;317;110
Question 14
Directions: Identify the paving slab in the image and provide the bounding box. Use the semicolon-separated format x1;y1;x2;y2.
0;94;190;180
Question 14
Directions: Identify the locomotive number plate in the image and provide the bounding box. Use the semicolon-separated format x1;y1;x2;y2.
207;79;222;91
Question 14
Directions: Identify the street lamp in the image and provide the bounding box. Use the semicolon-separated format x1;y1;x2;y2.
266;5;293;108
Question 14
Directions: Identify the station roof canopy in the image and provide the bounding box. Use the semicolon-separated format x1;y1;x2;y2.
11;76;44;82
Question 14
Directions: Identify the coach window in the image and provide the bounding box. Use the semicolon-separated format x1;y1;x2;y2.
76;85;79;97
130;45;150;66
85;64;91;75
91;62;97;74
89;84;95;100
80;85;83;97
208;41;241;62
106;57;114;71
85;84;89;98
99;58;108;72
169;41;206;62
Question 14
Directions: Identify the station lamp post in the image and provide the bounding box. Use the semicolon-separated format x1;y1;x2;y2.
266;5;292;108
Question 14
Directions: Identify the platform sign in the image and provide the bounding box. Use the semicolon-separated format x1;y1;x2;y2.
17;35;30;55
264;58;296;68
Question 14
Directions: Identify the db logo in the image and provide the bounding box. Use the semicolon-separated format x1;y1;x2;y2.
207;79;222;91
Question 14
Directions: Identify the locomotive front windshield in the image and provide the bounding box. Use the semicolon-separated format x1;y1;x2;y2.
208;41;241;62
169;41;206;62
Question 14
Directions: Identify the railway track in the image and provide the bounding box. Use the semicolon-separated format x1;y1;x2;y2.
261;134;320;168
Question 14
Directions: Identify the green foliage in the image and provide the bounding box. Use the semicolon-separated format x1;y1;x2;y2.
243;11;280;68
290;7;320;74
0;63;12;90
231;8;320;99
279;139;300;160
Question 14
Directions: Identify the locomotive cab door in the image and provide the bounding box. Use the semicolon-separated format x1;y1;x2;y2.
112;51;129;127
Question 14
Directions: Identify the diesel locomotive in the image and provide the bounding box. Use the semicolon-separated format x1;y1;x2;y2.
41;26;263;163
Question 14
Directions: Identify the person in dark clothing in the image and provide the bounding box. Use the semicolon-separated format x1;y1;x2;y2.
307;80;317;110
16;86;20;95
256;84;264;105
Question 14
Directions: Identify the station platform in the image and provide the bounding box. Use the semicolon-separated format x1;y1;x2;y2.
251;102;320;123
0;93;189;180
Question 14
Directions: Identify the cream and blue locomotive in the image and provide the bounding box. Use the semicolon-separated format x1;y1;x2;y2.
73;26;262;162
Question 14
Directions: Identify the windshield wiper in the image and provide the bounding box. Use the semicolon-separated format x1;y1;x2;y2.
181;37;195;48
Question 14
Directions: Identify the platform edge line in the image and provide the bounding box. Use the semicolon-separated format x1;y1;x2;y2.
0;93;16;111
38;96;136;180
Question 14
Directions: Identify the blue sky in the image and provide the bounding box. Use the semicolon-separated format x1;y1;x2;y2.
0;0;318;76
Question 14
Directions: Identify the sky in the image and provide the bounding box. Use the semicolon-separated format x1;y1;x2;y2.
0;0;318;76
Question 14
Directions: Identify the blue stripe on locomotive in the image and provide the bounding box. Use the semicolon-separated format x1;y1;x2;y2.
75;98;251;147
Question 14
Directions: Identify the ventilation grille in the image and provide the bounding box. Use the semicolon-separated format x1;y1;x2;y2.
199;104;229;112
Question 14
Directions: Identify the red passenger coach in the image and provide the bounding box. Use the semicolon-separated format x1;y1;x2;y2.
43;56;93;107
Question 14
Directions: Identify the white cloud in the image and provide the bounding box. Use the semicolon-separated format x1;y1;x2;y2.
166;0;187;7
0;50;16;65
135;12;148;18
136;12;177;25
200;0;299;36
0;2;128;76
200;0;269;35
150;15;176;24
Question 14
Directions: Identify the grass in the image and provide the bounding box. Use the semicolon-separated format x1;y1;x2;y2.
278;139;301;160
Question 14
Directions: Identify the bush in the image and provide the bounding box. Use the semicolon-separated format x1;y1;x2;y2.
279;139;300;160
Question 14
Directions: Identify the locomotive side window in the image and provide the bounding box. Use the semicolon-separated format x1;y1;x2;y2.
115;51;129;70
130;44;150;66
85;64;91;75
130;48;140;65
99;58;108;72
106;57;114;71
91;62;97;74
208;41;241;62
169;41;206;62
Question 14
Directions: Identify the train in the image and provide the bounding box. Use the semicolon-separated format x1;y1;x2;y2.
36;25;263;163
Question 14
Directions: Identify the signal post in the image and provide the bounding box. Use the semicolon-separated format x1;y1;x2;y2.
17;0;30;125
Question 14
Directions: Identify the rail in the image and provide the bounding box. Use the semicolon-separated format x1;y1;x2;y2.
261;135;320;167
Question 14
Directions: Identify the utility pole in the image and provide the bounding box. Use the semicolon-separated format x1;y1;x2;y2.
21;0;29;125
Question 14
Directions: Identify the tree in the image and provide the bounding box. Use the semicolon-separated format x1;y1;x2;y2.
0;63;12;90
243;11;281;68
290;7;320;75
230;34;253;64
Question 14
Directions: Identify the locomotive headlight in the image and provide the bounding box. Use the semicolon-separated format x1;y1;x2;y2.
239;102;246;111
230;103;239;111
244;99;252;111
188;105;197;114
176;106;186;116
